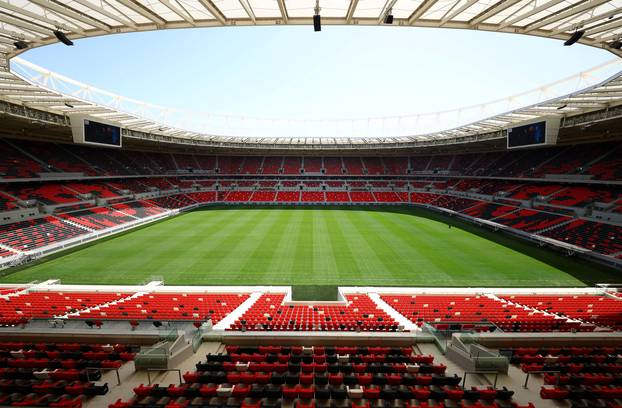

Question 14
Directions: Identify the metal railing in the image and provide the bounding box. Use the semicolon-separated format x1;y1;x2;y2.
462;370;500;388
523;370;560;389
147;368;182;385
86;367;121;386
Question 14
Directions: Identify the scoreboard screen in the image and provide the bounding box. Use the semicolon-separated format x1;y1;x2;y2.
507;121;546;148
84;120;122;147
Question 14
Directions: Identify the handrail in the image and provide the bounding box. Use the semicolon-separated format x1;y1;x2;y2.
462;370;500;388
147;368;182;385
86;367;121;386
523;370;560;389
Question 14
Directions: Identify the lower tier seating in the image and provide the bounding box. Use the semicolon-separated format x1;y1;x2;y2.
380;294;587;332
110;344;530;408
58;208;137;230
499;295;622;330
0;341;139;408
73;292;250;324
0;291;128;326
229;294;400;332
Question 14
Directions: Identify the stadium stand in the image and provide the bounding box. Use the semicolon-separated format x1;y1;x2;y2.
229;294;401;331
381;294;586;332
1;138;622;264
74;292;250;323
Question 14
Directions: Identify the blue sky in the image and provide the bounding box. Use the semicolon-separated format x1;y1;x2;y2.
21;26;615;120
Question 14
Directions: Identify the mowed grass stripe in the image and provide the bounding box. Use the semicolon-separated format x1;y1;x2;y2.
0;206;615;286
312;210;339;278
265;209;304;284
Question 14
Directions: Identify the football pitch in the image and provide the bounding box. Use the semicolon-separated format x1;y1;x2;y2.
1;206;617;286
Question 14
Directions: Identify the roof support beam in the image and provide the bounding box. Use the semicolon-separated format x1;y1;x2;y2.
586;18;622;40
549;7;621;36
523;0;610;33
377;0;397;23
237;0;257;23
159;0;196;24
0;0;86;35
497;0;565;30
0;14;54;36
345;0;358;23
27;0;112;32
468;0;522;26
276;0;289;22
67;0;138;28
408;0;439;25
439;0;478;26
196;0;227;24
113;0;167;25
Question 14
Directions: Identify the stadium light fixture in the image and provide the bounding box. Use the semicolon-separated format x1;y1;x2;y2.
564;30;585;46
13;40;28;50
610;40;622;50
384;8;394;24
313;0;321;32
53;30;74;46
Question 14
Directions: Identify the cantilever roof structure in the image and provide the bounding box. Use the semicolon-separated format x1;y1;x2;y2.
1;0;622;146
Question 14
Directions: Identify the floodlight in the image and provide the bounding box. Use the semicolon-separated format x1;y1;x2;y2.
564;30;584;46
54;30;74;46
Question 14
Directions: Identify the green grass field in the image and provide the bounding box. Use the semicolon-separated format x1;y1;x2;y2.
1;206;618;286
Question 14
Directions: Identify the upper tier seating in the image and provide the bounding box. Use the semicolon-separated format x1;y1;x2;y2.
383;158;409;175
500;295;622;330
282;157;302;174
381;295;585;332
230;294;400;332
362;157;384;175
241;158;263;175
262;158;283;175
427;155;453;171
3;138;622;181
342;158;364;175
323;158;343;175
536;143;614;178
12;140;98;176
218;157;244;174
0;217;88;251
0;140;45;178
194;156;218;171
75;292;249;323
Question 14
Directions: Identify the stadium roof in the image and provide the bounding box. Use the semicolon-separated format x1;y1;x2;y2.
1;0;622;146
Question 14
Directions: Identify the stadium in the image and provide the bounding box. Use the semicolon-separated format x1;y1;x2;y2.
1;1;622;407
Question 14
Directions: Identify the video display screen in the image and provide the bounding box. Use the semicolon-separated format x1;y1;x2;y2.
508;121;546;148
84;120;121;146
